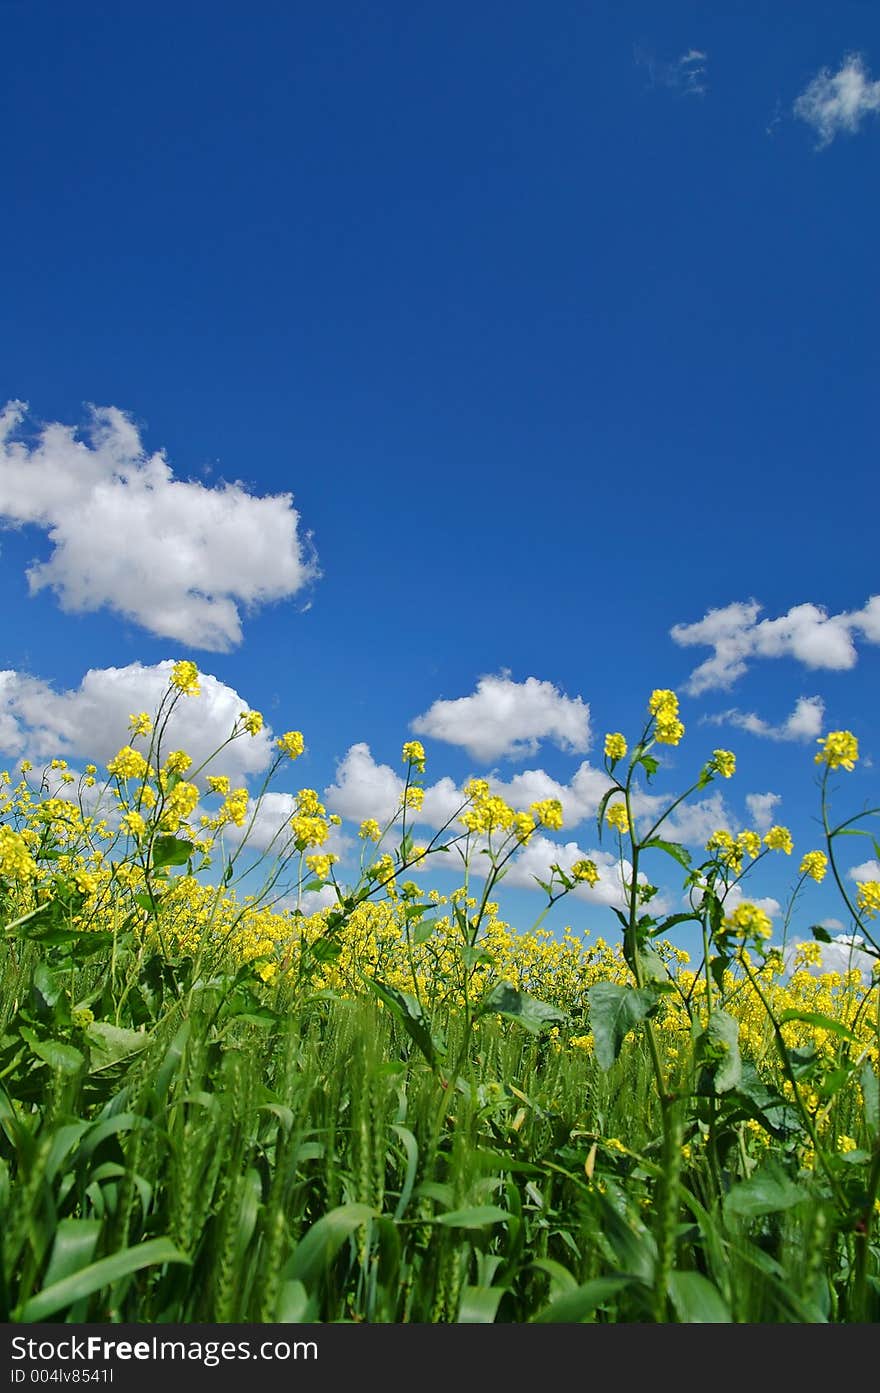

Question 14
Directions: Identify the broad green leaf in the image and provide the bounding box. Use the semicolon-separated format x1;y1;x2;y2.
151;835;194;869
85;1023;151;1072
457;1286;504;1322
476;982;566;1034
724;1162;806;1219
810;924;833;943
435;1205;510;1228
41;1219;102;1290
696;1009;742;1094
19;1238;189;1321
643;837;692;870
532;1276;633;1323
587;982;656;1069
275;1279;317;1323
861;1061;879;1139
22;1031;84;1076
285;1203;376;1286
668;1270;732;1323
412;918;438;945
778;1010;861;1044
390;1124;419;1221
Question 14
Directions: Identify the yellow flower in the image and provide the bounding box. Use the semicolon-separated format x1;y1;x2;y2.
737;830;762;860
220;788;249;827
164;750;192;775
0;826;38;882
712;749;736;779
721;901;772;941
402;740;426;773
571;858;600;887
121;811;146;838
290;814;329;848
764;825;793;855
604;733;627;763
655;715;685;746
359;818;382;842
128;711;153;737
73;870;98;897
276;730;304;759
799;850;828;883
606;801;629;835
815;730;858;771
107;746;149;780
170;660;200;696
240;710;264;736
530;798;564;831
207;775;231;795
856;881;880;920
305;852;337;880
401;786;424;811
513;812;535;844
649;689;679;717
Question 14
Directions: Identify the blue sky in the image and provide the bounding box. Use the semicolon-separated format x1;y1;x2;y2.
1;1;879;961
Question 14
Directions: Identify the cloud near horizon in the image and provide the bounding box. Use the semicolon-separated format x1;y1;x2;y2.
0;402;317;650
411;673;592;762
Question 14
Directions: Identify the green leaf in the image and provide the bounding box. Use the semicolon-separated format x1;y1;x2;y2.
275;1279;317;1323
668;1271;732;1323
639;754;660;781
476;982;566;1034
861;1061;879;1139
643;837;692;870
152;835;194;869
85;1022;151;1068
810;924;833;944
532;1276;633;1323
21;1030;84;1076
435;1205;510;1228
696;1009;742;1094
587;982;656;1069
411;918;438;944
18;1238;190;1321
41;1219;102;1290
724;1161;806;1220
285;1203;376;1287
457;1286;504;1322
778;1010;861;1044
363;977;445;1067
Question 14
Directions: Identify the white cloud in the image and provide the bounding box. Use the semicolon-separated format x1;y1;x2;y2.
848;858;880;883
0;660;272;786
687;880;782;923
496;834;659;912
0;402;317;650
323;744;465;831
635;45;708;96
745;792;782;832
785;934;876;980
794;54;880;147
671;597;880;694
704;696;825;742
660;792;735;847
411;673;591;762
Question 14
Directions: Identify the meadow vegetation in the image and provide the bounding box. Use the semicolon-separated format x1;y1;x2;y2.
0;665;878;1322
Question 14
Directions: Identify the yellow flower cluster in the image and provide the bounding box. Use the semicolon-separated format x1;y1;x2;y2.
649;689;685;746
763;825;793;855
799;850;828;883
402;740;426;773
170;661;200;696
276;730;305;759
856;881;880;919
606;802;629;836
604;733;627;763
815;730;858;771
107;746;150;780
712;749;736;779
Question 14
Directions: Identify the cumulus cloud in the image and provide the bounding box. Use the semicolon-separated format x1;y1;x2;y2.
323;743;465;830
670;597;880;694
785;934;876;981
703;696;825;742
493;834;660;912
794;54;880;147
635;45;708;96
687;880;782;923
0;660;272;787
0;402;317;650
660;793;735;847
745;792;782;832
848;858;880;884
411;673;591;763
